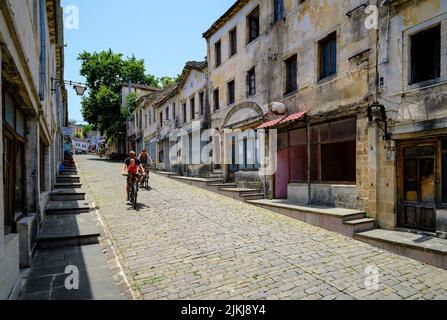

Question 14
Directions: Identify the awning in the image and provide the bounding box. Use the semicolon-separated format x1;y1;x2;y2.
257;111;306;129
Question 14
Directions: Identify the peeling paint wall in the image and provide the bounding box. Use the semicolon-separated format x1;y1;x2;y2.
377;0;447;229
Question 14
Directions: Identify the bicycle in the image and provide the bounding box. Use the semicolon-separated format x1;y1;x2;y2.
140;164;150;189
124;173;140;210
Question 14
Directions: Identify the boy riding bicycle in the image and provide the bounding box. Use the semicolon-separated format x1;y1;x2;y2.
122;151;145;201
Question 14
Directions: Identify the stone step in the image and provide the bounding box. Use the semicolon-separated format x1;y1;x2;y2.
36;212;100;249
343;218;375;234
54;183;82;189
247;199;367;237
50;189;86;201
45;200;92;215
208;183;237;188
56;175;80;183
219;188;261;195
240;193;265;201
61;170;78;174
354;229;447;270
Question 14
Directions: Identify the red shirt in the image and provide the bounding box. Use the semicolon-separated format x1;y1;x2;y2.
128;164;139;175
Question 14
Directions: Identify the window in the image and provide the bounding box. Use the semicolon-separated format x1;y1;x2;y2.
165;108;169;121
443;140;447;204
215;40;222;67
159;111;163;127
247;6;260;44
213;89;220;110
182;103;187;123
173;103;176;119
199;92;205;115
139;110;142;128
190;97;195;120
145;114;148;129
410;25;441;85
230;28;238;57
310;118;356;183
227;80;235;105
285;54;298;94
274;0;285;22
319;32;337;80
246;67;256;97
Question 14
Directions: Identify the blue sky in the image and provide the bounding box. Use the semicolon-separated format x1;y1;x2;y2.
61;0;235;123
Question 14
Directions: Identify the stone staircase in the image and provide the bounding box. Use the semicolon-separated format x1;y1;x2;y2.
36;161;100;249
19;160;125;300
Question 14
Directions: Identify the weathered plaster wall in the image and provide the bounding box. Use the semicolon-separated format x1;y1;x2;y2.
376;0;447;229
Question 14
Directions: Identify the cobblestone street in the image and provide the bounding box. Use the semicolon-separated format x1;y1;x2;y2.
76;155;447;300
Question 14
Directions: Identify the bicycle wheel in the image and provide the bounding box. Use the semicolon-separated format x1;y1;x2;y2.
133;183;138;209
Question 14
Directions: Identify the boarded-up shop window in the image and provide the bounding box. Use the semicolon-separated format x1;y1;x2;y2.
289;128;307;182
278;132;289;151
310;118;356;183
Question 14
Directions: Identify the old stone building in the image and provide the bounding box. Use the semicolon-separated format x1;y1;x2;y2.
0;0;67;299
123;83;160;155
203;0;378;207
124;0;447;240
375;0;447;236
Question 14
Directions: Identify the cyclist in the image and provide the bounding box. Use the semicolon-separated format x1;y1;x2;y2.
122;151;145;201
138;149;153;186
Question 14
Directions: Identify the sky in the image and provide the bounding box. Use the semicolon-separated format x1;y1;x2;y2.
61;0;235;123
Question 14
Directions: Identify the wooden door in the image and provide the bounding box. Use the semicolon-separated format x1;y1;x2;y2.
398;142;438;232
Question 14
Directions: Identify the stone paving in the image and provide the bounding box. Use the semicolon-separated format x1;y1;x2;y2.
76;155;447;300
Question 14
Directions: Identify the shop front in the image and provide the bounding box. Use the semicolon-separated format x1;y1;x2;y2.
269;116;358;209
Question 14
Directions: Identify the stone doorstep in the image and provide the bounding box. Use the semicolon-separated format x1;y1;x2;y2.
355;229;447;256
247;199;366;220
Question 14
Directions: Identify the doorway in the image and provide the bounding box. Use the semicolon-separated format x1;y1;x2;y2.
398;141;438;232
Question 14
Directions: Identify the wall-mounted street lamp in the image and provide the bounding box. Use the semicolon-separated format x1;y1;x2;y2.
367;102;390;140
51;78;88;96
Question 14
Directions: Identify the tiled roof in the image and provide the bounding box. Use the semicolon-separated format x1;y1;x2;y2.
257;112;306;129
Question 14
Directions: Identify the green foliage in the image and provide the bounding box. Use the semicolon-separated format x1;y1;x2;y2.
124;92;138;116
81;124;93;138
159;75;181;89
74;132;83;139
78;49;159;138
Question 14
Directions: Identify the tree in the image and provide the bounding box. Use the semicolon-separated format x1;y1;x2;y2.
78;49;159;138
159;75;181;89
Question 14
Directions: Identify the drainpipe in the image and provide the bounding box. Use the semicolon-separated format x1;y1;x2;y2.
39;0;46;101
